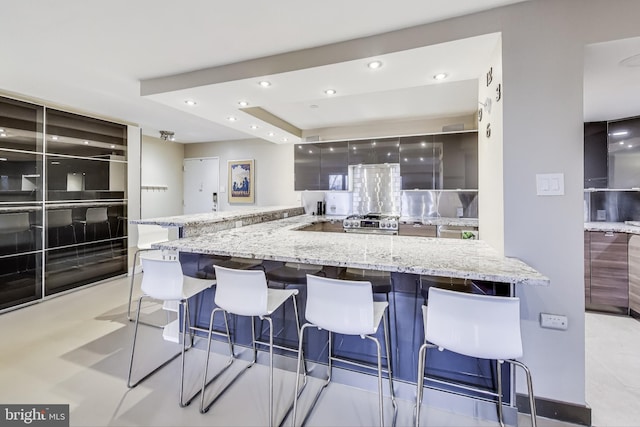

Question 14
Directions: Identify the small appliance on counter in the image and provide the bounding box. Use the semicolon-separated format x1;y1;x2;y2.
343;213;399;234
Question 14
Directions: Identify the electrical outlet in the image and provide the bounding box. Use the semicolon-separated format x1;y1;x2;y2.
540;313;568;330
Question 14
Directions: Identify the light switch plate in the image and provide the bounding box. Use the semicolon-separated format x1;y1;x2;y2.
536;173;564;196
540;313;568;330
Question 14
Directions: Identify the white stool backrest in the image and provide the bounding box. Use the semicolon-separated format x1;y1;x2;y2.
425;287;523;360
47;209;73;228
214;265;268;316
305;275;374;335
85;207;108;224
136;224;169;248
0;212;30;234
140;256;185;301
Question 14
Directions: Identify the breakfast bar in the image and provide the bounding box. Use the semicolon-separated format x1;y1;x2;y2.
146;211;548;420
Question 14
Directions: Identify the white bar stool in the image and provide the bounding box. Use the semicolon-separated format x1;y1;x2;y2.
415;287;537;427
199;265;306;427
127;252;214;407
292;275;396;427
127;224;170;321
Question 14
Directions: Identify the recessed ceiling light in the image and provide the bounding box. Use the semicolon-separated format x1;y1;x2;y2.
51;135;59;140
0;158;7;161
0;128;4;132
308;150;313;154
184;99;197;106
420;157;424;161
421;142;427;147
259;81;271;87
268;132;275;137
0;133;6;137
404;158;408;162
612;130;629;136
329;147;334;152
238;100;249;107
110;145;115;148
282;137;288;142
433;73;448;80
83;140;89;144
51;161;60;165
628;144;633;148
368;60;383;69
324;89;336;95
387;152;391;157
372;141;376;146
227;116;237;122
250;124;258;130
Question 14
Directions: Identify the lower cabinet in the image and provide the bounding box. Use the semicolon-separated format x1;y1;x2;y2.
584;231;591;305
587;231;629;311
628;235;640;316
399;223;437;237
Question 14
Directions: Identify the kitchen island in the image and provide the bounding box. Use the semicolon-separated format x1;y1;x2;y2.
152;213;547;421
157;214;547;285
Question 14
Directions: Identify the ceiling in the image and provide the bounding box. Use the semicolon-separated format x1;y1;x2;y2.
2;0;638;144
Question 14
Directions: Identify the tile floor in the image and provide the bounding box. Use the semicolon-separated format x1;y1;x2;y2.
0;274;636;426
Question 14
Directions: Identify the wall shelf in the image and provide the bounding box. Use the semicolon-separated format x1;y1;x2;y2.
141;185;168;191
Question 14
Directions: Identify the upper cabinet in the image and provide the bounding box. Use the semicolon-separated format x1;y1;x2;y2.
294;143;321;191
584;121;608;188
320;141;348;190
294;131;478;191
399;135;442;190
608;117;640;189
438;132;478;190
348;137;400;165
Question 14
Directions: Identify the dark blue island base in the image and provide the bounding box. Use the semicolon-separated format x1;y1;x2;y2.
179;253;513;408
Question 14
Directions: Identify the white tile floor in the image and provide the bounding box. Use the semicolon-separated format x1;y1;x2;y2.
0;274;636;426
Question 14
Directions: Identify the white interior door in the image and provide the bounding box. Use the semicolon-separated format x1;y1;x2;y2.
183;157;219;214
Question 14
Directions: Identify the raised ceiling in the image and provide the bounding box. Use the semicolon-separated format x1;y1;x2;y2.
4;1;635;144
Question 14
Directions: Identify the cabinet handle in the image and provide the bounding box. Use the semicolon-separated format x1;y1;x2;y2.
604;232;615;237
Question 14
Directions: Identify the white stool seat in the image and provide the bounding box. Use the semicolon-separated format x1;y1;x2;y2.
200;265;304;427
127;255;214;407
127;224;170;321
415;287;537;427
292;275;396;427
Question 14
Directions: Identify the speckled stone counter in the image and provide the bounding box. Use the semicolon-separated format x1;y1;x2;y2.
585;221;640;235
131;205;304;237
157;214;548;285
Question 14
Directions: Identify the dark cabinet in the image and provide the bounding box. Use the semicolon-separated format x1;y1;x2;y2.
437;132;478;189
587;231;628;311
607;117;640;189
584;121;608;188
400;132;478;190
320;141;348;190
584;231;591;305
294;143;321;191
348;137;399;165
399;135;442;190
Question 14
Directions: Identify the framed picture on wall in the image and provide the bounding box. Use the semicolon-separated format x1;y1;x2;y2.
228;159;255;204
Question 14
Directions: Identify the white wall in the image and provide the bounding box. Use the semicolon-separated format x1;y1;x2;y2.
140;135;184;219
478;37;504;255
184;138;299;211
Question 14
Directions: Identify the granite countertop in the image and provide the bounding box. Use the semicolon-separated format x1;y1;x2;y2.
131;205;303;227
156;214;548;286
584;221;640;234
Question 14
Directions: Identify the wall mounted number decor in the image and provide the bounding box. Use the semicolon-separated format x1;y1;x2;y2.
486;67;493;86
486;123;491;138
478;107;483;122
496;83;502;102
